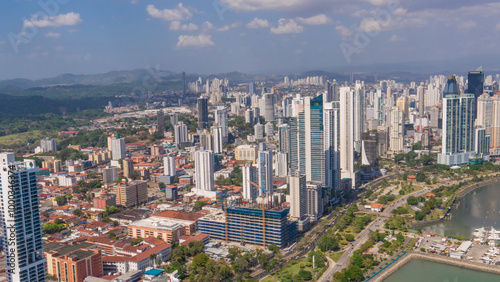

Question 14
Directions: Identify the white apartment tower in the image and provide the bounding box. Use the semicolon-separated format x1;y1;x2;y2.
111;136;126;160
340;87;356;188
194;149;216;198
0;153;46;282
163;156;176;176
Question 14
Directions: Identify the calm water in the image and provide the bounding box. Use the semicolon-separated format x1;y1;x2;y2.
420;183;500;238
384;259;500;282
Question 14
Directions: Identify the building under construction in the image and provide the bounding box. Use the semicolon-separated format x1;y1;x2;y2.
197;203;297;248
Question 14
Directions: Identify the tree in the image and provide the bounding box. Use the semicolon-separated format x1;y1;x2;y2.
407;196;418;205
298;270;312;281
109;232;116;239
149;253;157;266
55;196;67;206
192;253;209;268
307;251;326;268
72;209;82;216
420;154;434;166
394;153;405;164
193;200;207;212
268;244;279;254
228;248;239;261
188;241;204;257
65;193;73;201
416;171;427;182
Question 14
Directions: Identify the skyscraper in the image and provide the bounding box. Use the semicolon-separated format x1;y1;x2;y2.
174;122;188;146
194;148;216;198
214;107;228;143
170;112;178;126
467;66;484;101
212;125;223;154
262;93;275;122
278;124;291;156
323;101;341;201
0;153;46;282
163;156;176;176
340;87;356;188
353;81;365;153
438;75;476;165
417;82;425;117
287;173;306;220
197;96;209;130
111;135;126;160
242;162;258;200
157;110;165;136
390;108;405;154
258;143;273;197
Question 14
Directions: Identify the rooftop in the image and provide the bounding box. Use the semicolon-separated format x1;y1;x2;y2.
129;218;184;232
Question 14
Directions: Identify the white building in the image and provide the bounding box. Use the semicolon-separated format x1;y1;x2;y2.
212;125;223;154
111;136;126;160
306;181;323;221
174;122;188;146
274;152;288;177
390;108;405;154
258;143;273;197
38;137;56;153
215;107;228;143
242;162;258;200
163;156;176;176
340;87;356;188
287;173;306;219
193;149;217;198
0;153;46;281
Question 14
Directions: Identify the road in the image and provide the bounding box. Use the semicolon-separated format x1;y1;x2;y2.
329;185;434;275
317;257;336;282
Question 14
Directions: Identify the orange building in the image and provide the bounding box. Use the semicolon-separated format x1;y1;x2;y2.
127;218;186;243
45;242;103;282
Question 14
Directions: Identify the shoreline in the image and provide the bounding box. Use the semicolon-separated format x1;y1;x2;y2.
411;175;500;230
371;252;500;282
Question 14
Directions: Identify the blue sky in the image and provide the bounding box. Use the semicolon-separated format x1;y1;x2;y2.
1;0;500;79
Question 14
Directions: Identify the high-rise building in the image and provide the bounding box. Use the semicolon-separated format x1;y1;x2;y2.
254;123;264;140
200;129;213;151
212;125;223;154
102;166;119;184
278;124;290;156
467;66;484;101
396;96;409;120
174;122;188;146
417;82;425;117
262;93;275;122
242;162;258;200
265;122;274;137
475;128;490;156
245;109;255;125
323;101;341;201
170;112;178;126
390;108;405;154
274;152;288;177
123;158;134;178
40;138;56;153
215;107;228;143
157;110;165;135
287;173;306;219
0;153;46;281
258;143;273;197
111;135;126;160
306;181;323;221
197;96;209;130
354;81;365;153
111;180;148;207
438;75;476;165
163;156;176;176
194;149;216;198
247;82;255;95
491;94;500;154
340;87;356;188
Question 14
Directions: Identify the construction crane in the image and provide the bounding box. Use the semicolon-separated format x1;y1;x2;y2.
246;179;267;248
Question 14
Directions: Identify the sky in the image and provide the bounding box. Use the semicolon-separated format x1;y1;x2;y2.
1;0;500;80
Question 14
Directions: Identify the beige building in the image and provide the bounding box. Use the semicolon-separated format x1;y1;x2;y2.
111;180;148;207
235;145;258;164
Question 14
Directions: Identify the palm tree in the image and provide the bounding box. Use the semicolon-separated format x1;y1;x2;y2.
150;253;157;267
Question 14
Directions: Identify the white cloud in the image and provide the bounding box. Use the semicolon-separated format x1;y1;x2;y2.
246;17;270;29
0;41;6;46
271;18;304;34
389;34;405;42
68;29;79;33
496;23;500;31
221;0;330;12
335;25;352;38
296;14;332;25
23;12;82;28
217;22;240;32
45;32;61;38
176;34;215;48
202;21;214;31
146;4;192;21
456;20;476;29
169;21;198;31
55;45;65;51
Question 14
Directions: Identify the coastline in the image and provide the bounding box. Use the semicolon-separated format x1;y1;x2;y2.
410;175;500;230
371;252;500;282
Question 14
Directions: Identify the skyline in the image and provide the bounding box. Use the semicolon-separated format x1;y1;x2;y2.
2;1;500;80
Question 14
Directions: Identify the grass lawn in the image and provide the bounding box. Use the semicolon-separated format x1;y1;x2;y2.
261;258;326;282
330;251;345;262
0;130;46;146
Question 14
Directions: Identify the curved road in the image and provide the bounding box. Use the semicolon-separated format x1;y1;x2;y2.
318;257;336;282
